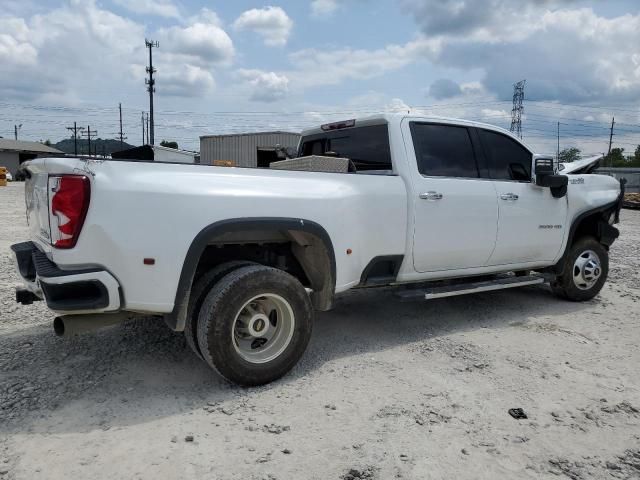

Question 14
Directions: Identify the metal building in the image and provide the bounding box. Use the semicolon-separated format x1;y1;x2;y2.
597;167;640;193
200;132;300;168
0;139;64;177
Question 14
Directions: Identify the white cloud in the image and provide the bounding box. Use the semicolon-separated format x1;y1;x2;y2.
153;8;235;96
233;6;293;47
113;0;180;19
0;0;144;101
161;65;215;97
311;0;339;17
159;18;234;65
238;69;289;102
287;37;438;88
0;1;234;101
428;78;462;100
400;2;640;104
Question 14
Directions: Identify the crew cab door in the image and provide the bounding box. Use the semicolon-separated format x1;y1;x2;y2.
405;121;498;272
475;128;568;265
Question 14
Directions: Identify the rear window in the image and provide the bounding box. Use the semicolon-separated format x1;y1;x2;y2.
299;124;392;171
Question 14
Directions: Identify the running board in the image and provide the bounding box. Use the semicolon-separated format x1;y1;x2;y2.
395;275;545;301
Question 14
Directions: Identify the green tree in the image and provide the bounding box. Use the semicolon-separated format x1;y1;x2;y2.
635;145;640;161
603;147;626;167
160;140;179;149
558;147;581;163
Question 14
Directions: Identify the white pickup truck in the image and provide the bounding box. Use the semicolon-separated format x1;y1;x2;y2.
12;113;624;386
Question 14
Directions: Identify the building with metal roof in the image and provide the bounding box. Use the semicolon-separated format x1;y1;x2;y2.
0;139;64;177
200;131;300;168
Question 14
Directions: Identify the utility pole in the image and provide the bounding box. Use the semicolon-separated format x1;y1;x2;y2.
607;116;615;156
145;113;150;145
141;111;145;145
118;103;127;148
555;122;567;162
557;121;560;161
510;80;526;139
145;39;159;145
14;124;22;140
66;122;85;156
83;126;97;156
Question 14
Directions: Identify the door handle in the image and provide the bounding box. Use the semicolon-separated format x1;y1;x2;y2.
500;193;519;201
419;191;443;201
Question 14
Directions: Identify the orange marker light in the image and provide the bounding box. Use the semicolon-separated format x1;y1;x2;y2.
346;249;352;255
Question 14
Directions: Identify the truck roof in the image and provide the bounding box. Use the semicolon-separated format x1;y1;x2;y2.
300;112;535;152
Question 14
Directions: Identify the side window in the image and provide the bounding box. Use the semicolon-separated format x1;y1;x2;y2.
478;129;532;181
410;123;478;178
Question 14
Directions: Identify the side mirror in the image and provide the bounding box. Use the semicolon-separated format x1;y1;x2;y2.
535;157;568;198
534;157;554;179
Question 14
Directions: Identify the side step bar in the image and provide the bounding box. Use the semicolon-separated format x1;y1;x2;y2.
396;275;545;301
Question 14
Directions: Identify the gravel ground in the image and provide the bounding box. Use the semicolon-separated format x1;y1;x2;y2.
1;182;639;480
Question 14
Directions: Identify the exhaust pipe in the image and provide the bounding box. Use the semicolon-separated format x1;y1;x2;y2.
53;313;130;337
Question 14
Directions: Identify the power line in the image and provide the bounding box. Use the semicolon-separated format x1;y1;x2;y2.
145;39;159;145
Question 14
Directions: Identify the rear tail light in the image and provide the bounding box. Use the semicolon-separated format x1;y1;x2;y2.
49;175;91;249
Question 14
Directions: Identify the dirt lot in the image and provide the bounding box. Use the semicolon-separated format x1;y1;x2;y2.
1;182;639;480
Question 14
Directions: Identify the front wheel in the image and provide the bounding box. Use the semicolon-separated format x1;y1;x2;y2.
197;265;313;386
551;236;609;302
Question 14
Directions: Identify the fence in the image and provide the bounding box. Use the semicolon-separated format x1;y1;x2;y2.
596;168;640;193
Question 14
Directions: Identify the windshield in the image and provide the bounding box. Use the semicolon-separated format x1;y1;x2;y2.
299;124;392;171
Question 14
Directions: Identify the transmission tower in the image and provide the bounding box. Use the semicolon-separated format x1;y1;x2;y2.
510;80;526;139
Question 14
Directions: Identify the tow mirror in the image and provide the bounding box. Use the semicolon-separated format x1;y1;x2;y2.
535;157;568;198
534;157;554;178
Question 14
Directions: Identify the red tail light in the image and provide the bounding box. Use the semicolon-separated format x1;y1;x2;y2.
49;175;91;249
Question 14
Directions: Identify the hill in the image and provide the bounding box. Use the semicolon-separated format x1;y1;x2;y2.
54;138;136;156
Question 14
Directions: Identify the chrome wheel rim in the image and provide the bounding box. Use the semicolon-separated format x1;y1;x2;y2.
573;250;602;290
232;293;295;364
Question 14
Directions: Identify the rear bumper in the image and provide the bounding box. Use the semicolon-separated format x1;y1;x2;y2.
11;241;121;313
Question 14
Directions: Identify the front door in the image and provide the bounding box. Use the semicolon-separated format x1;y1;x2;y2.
405;121;498;272
475;128;568;265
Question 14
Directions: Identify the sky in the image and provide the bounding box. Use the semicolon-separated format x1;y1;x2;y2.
1;0;640;153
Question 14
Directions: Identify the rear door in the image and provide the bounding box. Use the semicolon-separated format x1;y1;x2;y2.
405;121;498;272
476;128;568;265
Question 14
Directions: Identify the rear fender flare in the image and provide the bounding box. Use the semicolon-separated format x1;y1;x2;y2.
165;217;336;331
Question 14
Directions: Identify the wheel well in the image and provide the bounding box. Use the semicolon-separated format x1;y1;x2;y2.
572;212;601;245
547;206;618;275
194;228;335;312
165;218;336;332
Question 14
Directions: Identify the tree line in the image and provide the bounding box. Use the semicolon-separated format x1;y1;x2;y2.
559;145;640;168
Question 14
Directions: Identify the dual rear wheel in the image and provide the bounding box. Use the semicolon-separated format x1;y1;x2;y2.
185;263;313;386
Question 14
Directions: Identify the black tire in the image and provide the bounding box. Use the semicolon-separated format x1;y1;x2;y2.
184;261;255;359
551;236;609;302
196;265;313;386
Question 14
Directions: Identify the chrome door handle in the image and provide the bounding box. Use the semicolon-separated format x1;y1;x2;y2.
500;193;519;201
419;191;443;201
